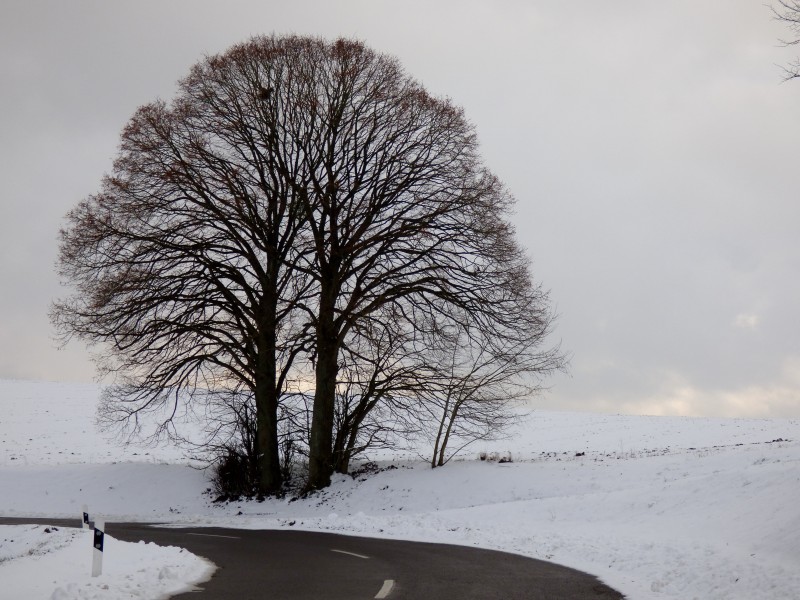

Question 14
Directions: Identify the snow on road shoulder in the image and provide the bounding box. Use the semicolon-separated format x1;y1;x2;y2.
0;525;214;600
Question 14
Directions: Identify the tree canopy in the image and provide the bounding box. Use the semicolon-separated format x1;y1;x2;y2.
53;35;564;495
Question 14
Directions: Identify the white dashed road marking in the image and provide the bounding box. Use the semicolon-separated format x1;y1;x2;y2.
375;579;395;599
331;548;370;559
186;532;241;539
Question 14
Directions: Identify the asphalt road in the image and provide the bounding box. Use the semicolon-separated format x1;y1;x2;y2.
0;518;624;599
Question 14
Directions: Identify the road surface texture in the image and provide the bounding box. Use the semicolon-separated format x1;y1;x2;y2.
0;518;624;599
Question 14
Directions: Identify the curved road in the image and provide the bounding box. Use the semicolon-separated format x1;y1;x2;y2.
0;518;624;599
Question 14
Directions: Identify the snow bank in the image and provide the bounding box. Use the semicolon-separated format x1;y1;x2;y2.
0;525;214;600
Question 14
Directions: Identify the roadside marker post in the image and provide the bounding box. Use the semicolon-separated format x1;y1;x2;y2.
82;505;90;530
92;518;105;577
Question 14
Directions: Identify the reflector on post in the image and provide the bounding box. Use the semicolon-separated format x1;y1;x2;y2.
92;518;104;577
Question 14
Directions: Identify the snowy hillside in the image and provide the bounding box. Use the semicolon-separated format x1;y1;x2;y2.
1;378;799;599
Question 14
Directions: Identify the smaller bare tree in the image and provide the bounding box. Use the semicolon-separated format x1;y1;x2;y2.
330;313;428;473
417;307;563;468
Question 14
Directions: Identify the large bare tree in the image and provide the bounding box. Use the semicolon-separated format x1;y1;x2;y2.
54;35;563;494
53;37;319;495
273;39;563;490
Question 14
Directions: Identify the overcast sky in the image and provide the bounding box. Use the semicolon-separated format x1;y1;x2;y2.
2;1;799;418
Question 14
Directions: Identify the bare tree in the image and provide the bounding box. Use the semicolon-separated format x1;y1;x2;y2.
274;39;564;490
54;35;564;495
53;36;319;496
418;308;562;468
330;308;430;473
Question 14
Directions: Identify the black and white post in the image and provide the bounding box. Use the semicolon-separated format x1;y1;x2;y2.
82;504;90;530
92;518;104;577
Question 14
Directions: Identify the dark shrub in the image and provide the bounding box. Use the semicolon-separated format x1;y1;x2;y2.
210;446;259;501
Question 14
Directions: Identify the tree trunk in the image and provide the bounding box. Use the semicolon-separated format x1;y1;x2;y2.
254;379;281;495
306;278;339;491
334;447;351;475
254;296;282;496
437;399;461;467
332;416;350;474
338;416;363;474
431;395;451;468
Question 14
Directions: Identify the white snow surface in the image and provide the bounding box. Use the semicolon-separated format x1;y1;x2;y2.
0;524;214;600
1;378;799;599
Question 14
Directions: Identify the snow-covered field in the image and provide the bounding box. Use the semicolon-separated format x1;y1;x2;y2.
1;378;799;599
